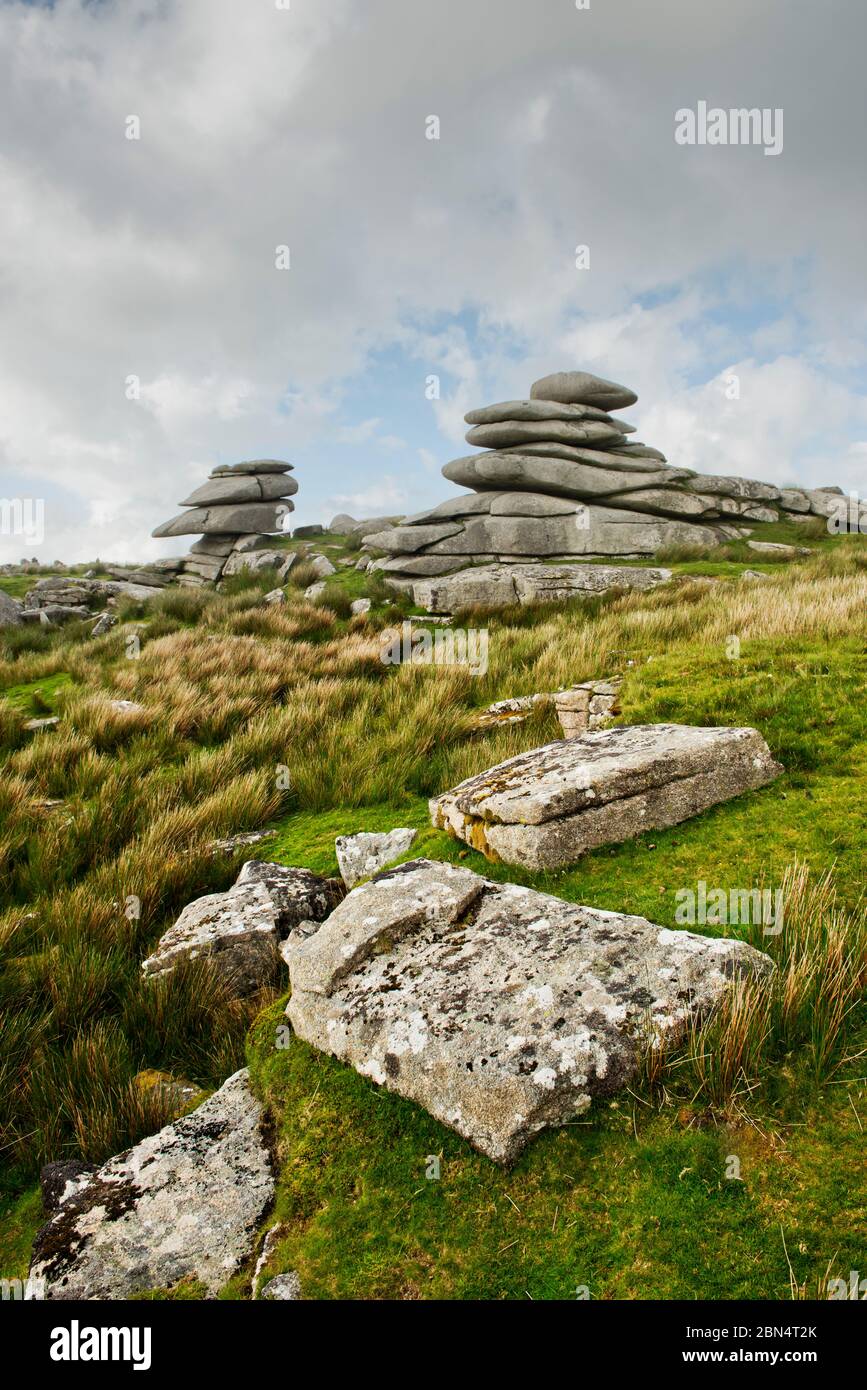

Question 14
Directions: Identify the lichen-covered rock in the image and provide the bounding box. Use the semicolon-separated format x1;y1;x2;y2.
141;881;281;996
307;554;337;579
40;1161;96;1216
410;562;671;614
430;724;782;869
141;862;342;994
261;1272;302;1300
286;861;773;1164
29;1069;273;1299
0;590;24;627
335;828;418;889
234;860;344;935
219;549;293;579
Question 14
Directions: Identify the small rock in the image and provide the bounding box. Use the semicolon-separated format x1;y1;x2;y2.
90;612;117;637
307;554;337;579
210;829;278;856
278;924;319;965
263;588;286;605
0;591;24;628
252;1224;283;1299
40;604;90;625
350;598;372;616
335;828;418;889
304;581;327;601
262;1272;302;1300
221;549;289;579
24;716;60;732
746;540;811;558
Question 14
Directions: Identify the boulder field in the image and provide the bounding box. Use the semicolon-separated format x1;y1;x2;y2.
28;714;783;1291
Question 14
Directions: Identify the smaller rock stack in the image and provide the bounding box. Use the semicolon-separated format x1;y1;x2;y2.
152;460;297;586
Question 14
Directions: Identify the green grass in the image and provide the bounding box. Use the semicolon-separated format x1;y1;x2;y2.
0;576;38;599
0;1182;43;1285
0;671;74;715
0;566;116;600
1;538;865;1298
247;1002;866;1300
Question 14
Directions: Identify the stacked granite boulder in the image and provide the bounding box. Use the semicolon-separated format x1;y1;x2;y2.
364;370;842;597
152;460;297;587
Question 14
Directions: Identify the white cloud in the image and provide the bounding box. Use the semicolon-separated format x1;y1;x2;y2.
324;479;408;518
335;419;383;445
0;0;865;561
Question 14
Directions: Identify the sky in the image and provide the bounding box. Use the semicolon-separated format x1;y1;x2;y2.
1;0;866;563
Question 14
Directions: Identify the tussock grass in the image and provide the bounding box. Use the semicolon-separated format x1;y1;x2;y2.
640;864;867;1112
0;539;865;1302
220;565;284;598
285;559;322;591
312;587;354;619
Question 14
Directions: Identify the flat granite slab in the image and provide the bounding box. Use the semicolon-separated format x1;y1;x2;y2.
429;724;782;869
285;860;774;1164
409;562;672;613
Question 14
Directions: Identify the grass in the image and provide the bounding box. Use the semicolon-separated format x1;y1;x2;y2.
243;1000;866;1300
0;533;865;1297
0;671;74;716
